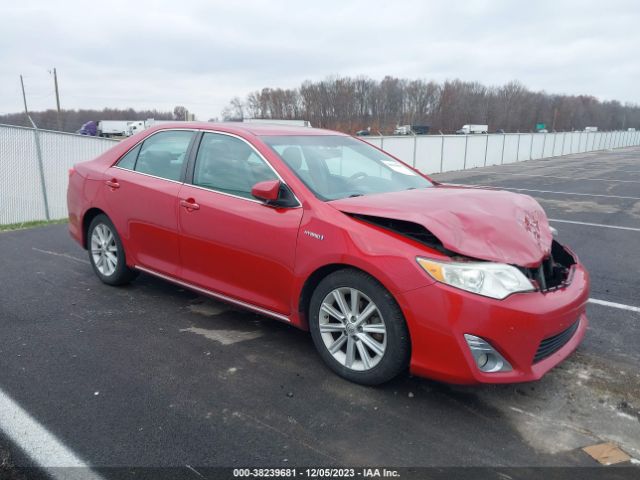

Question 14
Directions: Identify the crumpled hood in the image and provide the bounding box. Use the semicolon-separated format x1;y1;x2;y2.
329;186;553;267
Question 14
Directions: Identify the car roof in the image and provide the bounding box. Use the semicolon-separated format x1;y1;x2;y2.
145;122;345;137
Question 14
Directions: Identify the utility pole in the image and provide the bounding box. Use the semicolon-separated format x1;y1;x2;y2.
551;107;558;132
20;74;30;116
53;67;62;131
19;75;51;221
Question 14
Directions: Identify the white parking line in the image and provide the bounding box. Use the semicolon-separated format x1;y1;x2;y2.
0;388;105;480
589;298;640;313
32;247;89;265
486;165;638;174
454;185;640;201
488;172;640;183
548;219;640;232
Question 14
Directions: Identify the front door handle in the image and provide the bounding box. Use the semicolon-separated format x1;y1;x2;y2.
105;178;120;189
180;198;200;211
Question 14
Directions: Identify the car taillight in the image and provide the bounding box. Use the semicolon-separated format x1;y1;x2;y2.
68;167;76;178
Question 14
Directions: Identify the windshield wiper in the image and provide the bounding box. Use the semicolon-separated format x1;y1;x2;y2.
348;193;364;198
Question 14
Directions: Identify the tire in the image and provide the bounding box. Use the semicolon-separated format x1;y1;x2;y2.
87;214;137;286
309;269;410;385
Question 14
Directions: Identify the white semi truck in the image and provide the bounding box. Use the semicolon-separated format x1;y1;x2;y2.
393;125;432;135
127;120;146;136
126;119;189;136
456;124;488;134
97;119;186;137
98;121;133;137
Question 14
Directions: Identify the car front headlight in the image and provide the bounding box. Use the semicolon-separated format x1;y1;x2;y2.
416;257;535;300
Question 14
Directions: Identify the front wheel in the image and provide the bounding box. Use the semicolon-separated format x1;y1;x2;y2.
309;269;410;385
87;214;137;286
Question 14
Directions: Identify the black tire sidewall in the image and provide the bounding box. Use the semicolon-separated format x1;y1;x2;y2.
87;214;134;286
309;269;410;385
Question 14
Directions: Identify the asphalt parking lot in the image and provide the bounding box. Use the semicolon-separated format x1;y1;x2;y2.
1;146;639;477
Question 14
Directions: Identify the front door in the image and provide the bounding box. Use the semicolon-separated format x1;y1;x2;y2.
178;132;303;315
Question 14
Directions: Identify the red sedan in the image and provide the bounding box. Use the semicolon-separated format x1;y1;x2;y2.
67;123;589;385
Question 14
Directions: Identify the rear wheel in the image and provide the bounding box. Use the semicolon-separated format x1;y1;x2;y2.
87;214;137;285
309;269;410;385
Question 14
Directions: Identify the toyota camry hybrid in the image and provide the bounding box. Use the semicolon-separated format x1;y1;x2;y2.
67;122;589;385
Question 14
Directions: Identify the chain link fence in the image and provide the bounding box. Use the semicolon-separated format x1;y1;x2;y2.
0;124;117;225
1;124;639;226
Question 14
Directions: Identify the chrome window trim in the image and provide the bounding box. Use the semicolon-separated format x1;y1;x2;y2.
181;182;265;205
135;265;290;323
112;166;185;185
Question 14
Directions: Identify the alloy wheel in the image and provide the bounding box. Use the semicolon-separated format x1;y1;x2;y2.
319;287;387;371
90;223;118;276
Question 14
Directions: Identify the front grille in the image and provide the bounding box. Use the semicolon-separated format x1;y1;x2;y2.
533;320;579;363
518;240;576;292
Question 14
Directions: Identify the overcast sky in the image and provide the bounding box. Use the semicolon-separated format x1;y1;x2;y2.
1;0;638;120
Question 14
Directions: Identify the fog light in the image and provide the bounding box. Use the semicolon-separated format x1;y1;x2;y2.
464;334;512;373
477;353;489;368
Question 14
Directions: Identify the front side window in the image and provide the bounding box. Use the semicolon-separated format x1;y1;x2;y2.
133;130;194;181
193;133;278;199
263;135;432;200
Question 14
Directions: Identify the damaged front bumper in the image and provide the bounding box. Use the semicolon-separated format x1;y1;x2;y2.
398;254;590;385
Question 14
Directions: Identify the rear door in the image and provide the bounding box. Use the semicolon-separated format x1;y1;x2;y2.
177;132;303;315
104;129;196;276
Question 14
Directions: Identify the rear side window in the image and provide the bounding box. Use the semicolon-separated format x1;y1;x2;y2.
192;133;278;199
133;130;194;181
116;145;141;170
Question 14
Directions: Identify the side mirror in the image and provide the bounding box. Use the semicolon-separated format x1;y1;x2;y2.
251;179;281;203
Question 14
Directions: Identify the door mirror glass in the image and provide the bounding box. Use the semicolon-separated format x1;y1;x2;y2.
251;179;281;202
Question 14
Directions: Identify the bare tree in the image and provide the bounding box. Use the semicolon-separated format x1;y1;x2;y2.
234;76;638;134
173;105;187;120
221;97;245;121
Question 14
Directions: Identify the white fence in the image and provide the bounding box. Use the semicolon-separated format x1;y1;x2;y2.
364;130;640;174
1;123;639;225
0;124;117;225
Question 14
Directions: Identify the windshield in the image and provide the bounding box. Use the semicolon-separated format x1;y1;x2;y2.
262;135;433;201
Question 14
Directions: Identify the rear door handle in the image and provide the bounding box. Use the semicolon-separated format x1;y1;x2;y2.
180;198;200;211
105;179;120;189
